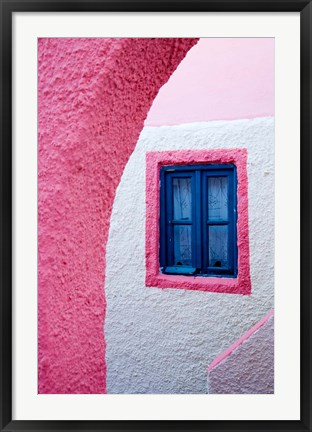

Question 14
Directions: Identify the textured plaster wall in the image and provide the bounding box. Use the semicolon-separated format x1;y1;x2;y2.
145;38;274;126
38;37;198;394
207;314;274;394
105;117;274;394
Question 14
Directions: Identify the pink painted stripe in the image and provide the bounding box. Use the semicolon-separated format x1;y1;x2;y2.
208;309;274;372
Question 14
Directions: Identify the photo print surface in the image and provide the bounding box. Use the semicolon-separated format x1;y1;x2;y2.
38;38;274;394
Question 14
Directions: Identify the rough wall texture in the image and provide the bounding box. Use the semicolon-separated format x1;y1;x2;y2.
38;37;198;394
207;314;274;394
105;117;274;394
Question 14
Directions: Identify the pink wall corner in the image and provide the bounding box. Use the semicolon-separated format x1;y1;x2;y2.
38;37;198;394
145;148;251;295
145;38;274;126
208;309;274;372
207;310;274;394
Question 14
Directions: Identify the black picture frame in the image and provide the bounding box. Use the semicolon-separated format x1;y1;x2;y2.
1;1;311;431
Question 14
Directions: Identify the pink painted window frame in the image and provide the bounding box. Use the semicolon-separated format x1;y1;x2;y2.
145;149;251;295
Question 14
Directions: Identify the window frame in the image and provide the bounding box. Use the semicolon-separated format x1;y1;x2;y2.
160;164;238;278
145;149;251;295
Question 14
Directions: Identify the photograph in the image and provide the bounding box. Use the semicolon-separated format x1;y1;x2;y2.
38;37;274;395
1;2;310;429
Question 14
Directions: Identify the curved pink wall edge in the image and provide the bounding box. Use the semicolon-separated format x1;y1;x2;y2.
208;309;274;372
145;149;251;295
38;38;198;394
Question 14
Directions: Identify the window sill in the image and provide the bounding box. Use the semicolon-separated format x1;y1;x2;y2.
146;271;251;295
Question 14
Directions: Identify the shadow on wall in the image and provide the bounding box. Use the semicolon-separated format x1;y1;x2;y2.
207;310;274;394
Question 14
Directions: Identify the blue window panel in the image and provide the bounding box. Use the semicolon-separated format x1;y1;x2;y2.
208;225;229;268
173;225;192;266
173;177;192;221
160;164;237;277
208;176;228;221
164;171;196;269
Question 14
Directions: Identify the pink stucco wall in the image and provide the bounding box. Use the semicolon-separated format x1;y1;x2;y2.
38;38;198;394
145;38;274;126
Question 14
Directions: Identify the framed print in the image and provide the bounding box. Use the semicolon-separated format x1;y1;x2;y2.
1;1;311;431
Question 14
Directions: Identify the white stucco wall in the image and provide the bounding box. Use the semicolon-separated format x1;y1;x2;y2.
104;117;274;394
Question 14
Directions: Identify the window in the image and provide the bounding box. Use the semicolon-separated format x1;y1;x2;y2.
160;164;237;277
145;149;251;294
